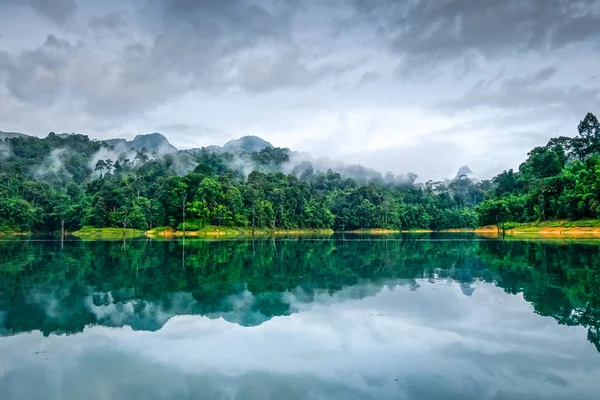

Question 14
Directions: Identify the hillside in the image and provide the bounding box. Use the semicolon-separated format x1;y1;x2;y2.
186;135;273;154
0;131;28;140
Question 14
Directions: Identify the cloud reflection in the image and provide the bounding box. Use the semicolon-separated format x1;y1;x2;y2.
1;280;598;399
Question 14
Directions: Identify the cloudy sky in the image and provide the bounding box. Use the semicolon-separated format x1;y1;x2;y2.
0;0;599;180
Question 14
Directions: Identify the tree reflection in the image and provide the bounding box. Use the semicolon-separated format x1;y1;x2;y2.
0;237;598;351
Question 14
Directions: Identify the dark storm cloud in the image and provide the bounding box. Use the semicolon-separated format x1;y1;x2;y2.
0;32;189;119
88;13;126;32
146;0;340;93
0;0;342;120
29;0;77;24
0;0;76;24
156;0;293;39
0;34;75;104
348;0;600;72
0;0;598;179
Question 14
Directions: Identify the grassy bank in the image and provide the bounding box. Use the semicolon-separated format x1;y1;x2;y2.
72;226;146;239
0;232;30;236
37;221;600;240
146;226;334;238
349;228;401;234
0;225;30;236
73;226;471;239
475;220;600;237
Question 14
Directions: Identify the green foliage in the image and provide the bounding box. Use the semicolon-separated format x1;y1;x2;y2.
177;220;203;231
3;112;600;233
480;112;600;226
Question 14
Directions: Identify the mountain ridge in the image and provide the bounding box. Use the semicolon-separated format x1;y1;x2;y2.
104;132;178;154
184;135;273;154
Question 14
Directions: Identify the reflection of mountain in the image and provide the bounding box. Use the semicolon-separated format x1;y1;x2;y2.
0;238;598;352
460;283;475;297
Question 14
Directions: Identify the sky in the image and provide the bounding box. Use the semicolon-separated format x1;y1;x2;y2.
0;0;599;180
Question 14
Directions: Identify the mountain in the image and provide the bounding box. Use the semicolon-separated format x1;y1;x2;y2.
204;145;224;153
222;135;272;153
104;133;177;154
104;138;128;147
455;165;474;179
184;135;273;155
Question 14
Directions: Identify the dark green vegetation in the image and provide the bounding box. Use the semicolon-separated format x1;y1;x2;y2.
0;236;598;353
1;112;600;233
0;133;481;233
478;113;600;226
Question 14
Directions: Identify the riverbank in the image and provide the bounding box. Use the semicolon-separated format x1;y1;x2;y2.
474;220;600;237
0;231;30;237
349;228;401;234
22;220;600;239
146;226;334;238
72;227;147;239
348;228;476;234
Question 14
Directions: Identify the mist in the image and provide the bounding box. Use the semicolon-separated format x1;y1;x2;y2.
88;143;138;178
32;148;72;183
0;142;12;161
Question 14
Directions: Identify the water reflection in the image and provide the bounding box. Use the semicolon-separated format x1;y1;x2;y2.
1;236;600;398
0;237;599;351
1;280;599;399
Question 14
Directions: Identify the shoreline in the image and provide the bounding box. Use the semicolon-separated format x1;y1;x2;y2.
146;227;334;238
474;221;600;237
5;221;600;239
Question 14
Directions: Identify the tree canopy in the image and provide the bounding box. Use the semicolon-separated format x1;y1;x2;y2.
1;112;600;233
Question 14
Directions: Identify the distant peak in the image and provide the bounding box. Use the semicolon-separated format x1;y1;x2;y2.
222;136;273;153
105;132;177;154
455;165;473;178
238;135;263;140
134;132;166;139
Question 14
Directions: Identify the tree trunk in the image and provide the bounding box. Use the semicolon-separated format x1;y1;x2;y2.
60;219;65;236
182;195;187;233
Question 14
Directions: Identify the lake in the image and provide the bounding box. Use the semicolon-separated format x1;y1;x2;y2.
1;234;599;399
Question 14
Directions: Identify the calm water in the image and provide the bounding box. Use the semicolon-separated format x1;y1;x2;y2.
1;234;599;399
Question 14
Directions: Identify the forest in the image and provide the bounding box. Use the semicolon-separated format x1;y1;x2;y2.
0;112;599;233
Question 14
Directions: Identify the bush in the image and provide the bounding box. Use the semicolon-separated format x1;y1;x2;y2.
502;222;521;230
176;220;203;231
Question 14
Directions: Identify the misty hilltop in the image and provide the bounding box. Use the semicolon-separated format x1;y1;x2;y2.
223;136;273;153
456;165;475;179
3;112;599;235
0;129;467;183
0;131;28;140
185;136;273;155
104;133;177;154
0;126;487;234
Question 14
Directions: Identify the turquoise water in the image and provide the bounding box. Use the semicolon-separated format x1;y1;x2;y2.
0;235;599;399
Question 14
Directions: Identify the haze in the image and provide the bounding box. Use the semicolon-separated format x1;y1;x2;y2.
0;0;599;180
